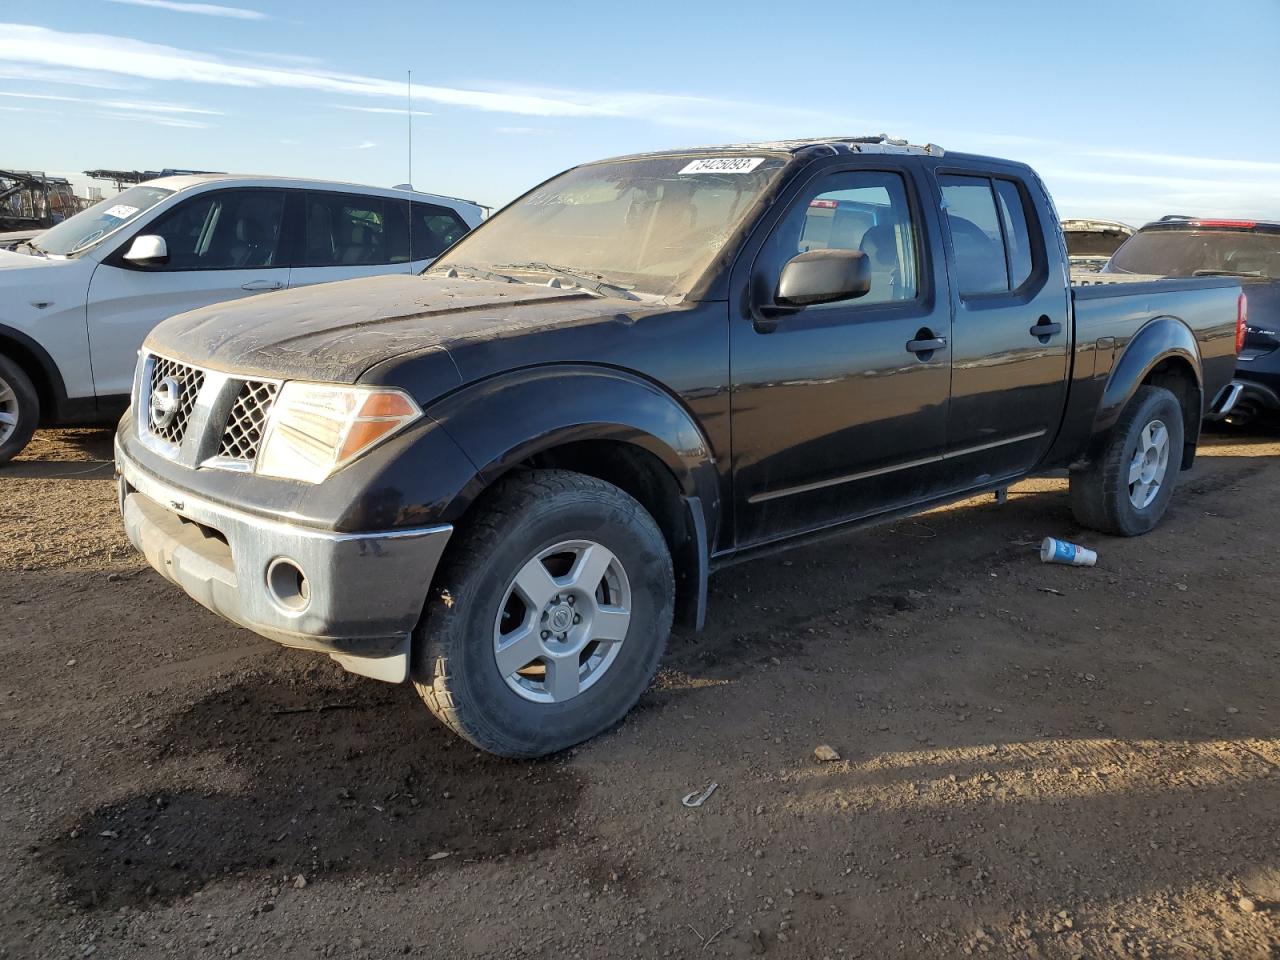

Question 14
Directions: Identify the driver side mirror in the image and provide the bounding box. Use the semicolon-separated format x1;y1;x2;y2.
123;234;168;266
776;248;871;307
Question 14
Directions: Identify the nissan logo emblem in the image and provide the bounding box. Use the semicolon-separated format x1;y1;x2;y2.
149;375;183;429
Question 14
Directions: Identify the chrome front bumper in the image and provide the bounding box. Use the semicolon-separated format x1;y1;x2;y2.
116;441;452;682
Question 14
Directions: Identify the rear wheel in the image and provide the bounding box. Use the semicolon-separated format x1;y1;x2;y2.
0;355;39;465
1069;385;1185;536
413;469;674;758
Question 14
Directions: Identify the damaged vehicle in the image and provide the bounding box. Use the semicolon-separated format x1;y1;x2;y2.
1062;218;1134;273
115;137;1244;757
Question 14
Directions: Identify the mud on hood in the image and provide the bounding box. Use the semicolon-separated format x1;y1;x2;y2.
145;273;646;383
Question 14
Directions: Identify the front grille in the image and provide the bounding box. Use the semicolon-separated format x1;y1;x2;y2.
217;379;279;462
147;356;205;446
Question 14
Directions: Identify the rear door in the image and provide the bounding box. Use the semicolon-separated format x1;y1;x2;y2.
85;187;289;396
934;169;1070;484
729;159;953;546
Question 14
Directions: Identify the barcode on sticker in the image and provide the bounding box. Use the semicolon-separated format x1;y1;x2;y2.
679;157;765;175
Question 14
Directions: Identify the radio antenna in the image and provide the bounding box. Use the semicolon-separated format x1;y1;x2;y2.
406;68;413;274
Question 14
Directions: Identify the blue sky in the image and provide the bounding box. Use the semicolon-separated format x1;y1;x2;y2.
2;0;1279;224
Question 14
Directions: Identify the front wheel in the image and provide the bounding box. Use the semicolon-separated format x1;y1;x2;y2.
413;469;674;758
0;354;39;465
1069;384;1185;536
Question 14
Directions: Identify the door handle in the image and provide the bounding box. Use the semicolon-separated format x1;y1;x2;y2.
241;279;284;292
1030;318;1062;338
906;337;947;355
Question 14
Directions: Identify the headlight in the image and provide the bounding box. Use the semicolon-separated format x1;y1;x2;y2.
256;382;422;483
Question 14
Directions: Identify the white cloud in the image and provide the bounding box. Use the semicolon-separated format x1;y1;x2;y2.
495;126;550;136
347;140;378;150
104;0;268;20
0;90;222;115
1079;148;1280;176
0;23;861;133
96;111;214;129
0;63;139;89
333;104;433;117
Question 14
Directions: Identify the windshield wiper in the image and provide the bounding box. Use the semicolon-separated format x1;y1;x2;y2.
15;239;46;257
431;263;522;284
495;262;638;300
1193;268;1264;278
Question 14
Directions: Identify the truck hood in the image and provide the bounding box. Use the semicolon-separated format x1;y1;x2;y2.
145;273;657;383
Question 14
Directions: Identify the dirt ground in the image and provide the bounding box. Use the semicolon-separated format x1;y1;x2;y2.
2;426;1278;960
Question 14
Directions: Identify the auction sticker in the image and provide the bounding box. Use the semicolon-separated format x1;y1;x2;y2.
104;204;139;219
679;157;765;175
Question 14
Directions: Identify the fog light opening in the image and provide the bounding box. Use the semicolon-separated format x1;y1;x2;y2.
267;557;310;612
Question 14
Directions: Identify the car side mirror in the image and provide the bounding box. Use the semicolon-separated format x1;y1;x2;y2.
123;234;168;266
776;249;871;308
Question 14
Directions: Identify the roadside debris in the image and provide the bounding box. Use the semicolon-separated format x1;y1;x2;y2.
1040;537;1097;566
813;744;841;762
682;782;718;808
427;851;451;861
1238;896;1258;913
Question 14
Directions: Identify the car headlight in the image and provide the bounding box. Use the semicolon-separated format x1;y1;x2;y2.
256;382;422;483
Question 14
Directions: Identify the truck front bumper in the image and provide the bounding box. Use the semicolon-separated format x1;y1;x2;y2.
116;441;452;683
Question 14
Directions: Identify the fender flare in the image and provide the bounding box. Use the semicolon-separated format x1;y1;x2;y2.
0;320;71;416
425;363;723;548
1093;315;1203;438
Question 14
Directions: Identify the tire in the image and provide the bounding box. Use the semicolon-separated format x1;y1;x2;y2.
1069;385;1185;537
0;354;39;466
413;469;674;758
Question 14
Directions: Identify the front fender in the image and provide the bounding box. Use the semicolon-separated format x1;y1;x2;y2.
424;363;721;539
1093;315;1202;436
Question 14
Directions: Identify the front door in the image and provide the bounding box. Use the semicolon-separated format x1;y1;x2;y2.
86;188;289;396
729;162;953;547
935;171;1070;483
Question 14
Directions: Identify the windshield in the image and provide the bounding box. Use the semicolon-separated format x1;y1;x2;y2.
431;154;788;299
1065;230;1130;259
1107;229;1280;280
35;185;173;256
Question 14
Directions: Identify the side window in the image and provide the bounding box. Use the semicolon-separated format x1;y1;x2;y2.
765;170;918;308
993;179;1033;289
939;175;1008;295
409;202;470;260
144;189;285;270
302;193;395;267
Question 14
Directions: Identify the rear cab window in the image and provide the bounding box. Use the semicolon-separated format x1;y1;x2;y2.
938;173;1040;297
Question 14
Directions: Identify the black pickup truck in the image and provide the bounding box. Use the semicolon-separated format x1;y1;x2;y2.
114;137;1245;757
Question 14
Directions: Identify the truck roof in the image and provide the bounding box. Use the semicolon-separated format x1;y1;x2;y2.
604;135;951;162
135;173;483;210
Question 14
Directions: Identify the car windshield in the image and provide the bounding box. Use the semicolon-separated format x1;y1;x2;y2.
430;154;788;300
1107;228;1280;280
35;185;173;256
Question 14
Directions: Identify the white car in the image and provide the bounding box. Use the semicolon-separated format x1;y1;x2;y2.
0;175;485;462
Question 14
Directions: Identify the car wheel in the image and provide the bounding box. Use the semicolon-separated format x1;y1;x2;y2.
413;469;674;758
1069;384;1185;536
0;354;39;465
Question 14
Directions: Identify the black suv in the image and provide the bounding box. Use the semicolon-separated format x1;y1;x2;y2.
1106;216;1280;426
